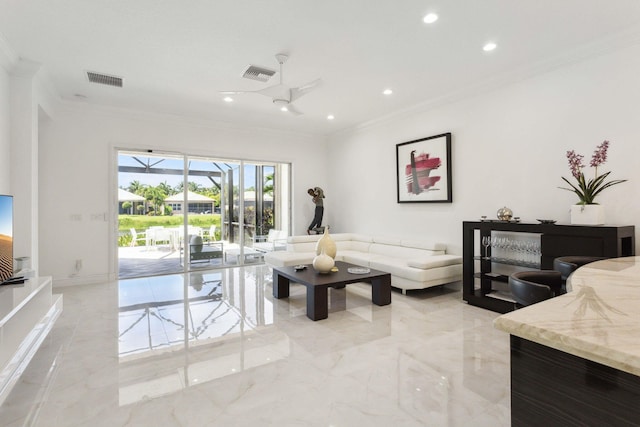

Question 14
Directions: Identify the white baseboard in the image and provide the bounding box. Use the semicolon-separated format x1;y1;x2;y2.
53;273;112;288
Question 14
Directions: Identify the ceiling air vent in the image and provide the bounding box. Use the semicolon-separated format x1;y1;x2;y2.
86;71;123;88
242;65;276;82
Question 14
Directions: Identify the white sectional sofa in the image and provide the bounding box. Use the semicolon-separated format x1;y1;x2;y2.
264;233;462;294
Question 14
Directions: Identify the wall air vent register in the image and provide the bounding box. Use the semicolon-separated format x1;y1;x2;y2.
86;71;124;88
242;65;276;82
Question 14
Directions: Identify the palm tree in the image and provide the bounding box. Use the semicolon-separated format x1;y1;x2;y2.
264;173;274;195
143;186;167;216
188;181;203;193
157;181;175;196
201;187;220;208
128;180;144;195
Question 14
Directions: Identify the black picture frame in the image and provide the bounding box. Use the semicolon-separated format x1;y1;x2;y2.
396;132;452;203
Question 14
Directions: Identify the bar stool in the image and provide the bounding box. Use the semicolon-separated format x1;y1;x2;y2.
509;271;563;307
553;256;608;285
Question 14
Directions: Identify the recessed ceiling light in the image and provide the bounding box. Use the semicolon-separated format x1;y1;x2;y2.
223;96;233;102
423;13;438;24
383;89;393;95
280;106;288;112
483;42;497;52
327;114;335;120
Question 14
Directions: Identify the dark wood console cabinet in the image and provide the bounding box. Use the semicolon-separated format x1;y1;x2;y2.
462;221;635;313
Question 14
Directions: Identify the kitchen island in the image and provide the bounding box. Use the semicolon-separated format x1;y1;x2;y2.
494;256;640;426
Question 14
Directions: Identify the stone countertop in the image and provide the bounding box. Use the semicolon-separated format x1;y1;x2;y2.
493;256;640;376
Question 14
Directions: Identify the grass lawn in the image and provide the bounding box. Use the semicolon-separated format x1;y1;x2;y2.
118;214;222;246
118;214;221;231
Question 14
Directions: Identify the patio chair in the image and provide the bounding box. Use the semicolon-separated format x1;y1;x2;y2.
151;227;173;248
145;226;163;246
188;226;203;237
130;228;147;247
203;225;218;242
253;229;287;253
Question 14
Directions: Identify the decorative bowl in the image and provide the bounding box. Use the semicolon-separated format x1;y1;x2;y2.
347;267;370;274
537;219;557;224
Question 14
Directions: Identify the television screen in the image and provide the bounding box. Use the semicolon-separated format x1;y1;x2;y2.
0;195;13;282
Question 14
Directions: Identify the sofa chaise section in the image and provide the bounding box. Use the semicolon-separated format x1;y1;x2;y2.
264;233;462;294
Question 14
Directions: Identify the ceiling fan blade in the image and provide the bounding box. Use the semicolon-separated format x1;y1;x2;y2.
257;84;289;100
285;104;303;116
297;78;322;91
290;79;322;102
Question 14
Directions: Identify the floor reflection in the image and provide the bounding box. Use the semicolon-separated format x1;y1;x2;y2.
0;269;511;427
117;267;282;405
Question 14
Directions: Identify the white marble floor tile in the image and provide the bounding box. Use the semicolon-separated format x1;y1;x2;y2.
0;265;510;427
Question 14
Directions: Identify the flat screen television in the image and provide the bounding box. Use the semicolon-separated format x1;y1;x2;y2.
0;195;13;282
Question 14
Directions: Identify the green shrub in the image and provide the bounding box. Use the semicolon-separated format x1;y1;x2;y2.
118;233;132;247
118;214;221;231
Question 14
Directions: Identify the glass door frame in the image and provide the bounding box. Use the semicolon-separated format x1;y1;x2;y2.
114;147;291;279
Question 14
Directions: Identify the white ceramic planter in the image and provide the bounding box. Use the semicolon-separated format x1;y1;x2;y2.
312;249;335;273
570;204;605;225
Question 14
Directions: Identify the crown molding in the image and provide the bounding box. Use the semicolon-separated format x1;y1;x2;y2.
0;32;60;116
34;68;62;120
0;33;18;72
11;58;41;77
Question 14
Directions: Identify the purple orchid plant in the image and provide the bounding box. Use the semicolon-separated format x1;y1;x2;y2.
560;141;626;205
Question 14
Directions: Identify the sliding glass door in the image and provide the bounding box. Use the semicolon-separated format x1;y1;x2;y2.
117;150;290;279
183;156;225;269
118;151;187;278
217;161;289;266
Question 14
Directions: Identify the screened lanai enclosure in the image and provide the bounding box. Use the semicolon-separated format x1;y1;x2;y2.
117;150;290;279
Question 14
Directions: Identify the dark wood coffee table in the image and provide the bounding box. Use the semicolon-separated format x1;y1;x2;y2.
272;261;391;321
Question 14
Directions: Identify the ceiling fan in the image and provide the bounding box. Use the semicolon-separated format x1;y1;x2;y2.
221;54;321;116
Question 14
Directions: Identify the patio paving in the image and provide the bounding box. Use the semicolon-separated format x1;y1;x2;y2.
118;244;263;279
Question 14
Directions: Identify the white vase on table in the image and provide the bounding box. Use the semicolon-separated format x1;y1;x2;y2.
315;226;337;259
312;248;335;274
570;204;605;225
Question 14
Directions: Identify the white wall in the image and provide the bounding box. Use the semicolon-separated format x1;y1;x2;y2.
327;44;640;254
38;106;327;283
0;62;9;192
27;41;640;284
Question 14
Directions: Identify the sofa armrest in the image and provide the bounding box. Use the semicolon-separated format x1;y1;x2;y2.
273;238;287;251
407;255;462;269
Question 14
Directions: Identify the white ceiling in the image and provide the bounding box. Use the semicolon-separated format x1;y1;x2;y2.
2;0;640;136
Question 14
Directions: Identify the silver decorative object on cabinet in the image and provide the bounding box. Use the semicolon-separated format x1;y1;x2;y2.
496;206;513;221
